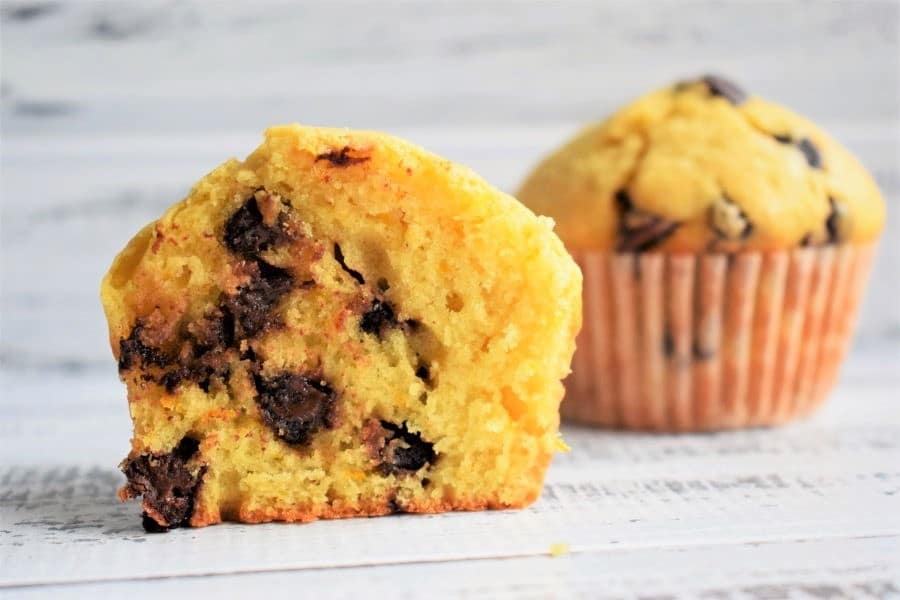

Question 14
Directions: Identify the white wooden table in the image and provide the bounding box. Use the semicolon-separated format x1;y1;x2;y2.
2;347;899;598
1;2;898;597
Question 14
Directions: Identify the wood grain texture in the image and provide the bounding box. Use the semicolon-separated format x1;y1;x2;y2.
2;346;898;586
1;1;899;596
6;539;900;599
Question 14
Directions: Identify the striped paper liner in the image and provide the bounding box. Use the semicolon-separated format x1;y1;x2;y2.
564;244;876;431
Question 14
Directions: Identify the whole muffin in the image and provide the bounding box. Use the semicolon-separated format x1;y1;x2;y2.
518;76;885;431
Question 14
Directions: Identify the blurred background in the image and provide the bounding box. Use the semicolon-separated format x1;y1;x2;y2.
1;1;897;459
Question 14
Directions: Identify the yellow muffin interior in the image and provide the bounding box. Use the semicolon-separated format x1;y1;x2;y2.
101;125;581;527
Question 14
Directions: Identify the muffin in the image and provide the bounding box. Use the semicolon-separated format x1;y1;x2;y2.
102;125;581;531
517;76;884;432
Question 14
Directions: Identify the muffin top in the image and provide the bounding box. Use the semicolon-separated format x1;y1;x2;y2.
517;76;885;252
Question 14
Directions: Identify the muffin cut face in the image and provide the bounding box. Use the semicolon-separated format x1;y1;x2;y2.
103;126;581;531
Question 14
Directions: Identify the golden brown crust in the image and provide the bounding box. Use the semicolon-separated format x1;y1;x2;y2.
190;491;537;528
518;77;885;252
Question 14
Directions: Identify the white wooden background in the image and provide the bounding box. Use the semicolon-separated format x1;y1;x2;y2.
1;1;899;598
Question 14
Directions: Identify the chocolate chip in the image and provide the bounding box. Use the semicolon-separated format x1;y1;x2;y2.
334;243;365;284
614;188;633;211
415;364;430;382
121;437;205;532
162;361;231;394
797;138;823;169
378;421;435;473
662;329;675;358
773;135;823;170
692;341;715;361
620;219;679;252
614;189;680;252
173;436;201;460
224;195;283;257
160;309;237;393
709;195;752;241
225;261;293;339
240;345;258;363
701;75;747;105
187;310;237;384
120;308;240;392
254;372;337;445
159;367;190;392
825;197;847;243
141;512;171;533
118;321;170;372
360;298;399;337
316;146;370;167
188;308;235;355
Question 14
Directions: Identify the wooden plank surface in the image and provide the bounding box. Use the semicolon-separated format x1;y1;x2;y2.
1;1;899;596
6;538;900;600
2;347;899;594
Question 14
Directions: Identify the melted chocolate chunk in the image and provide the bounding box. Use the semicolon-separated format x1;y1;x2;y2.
334;243;365;284
692;341;715;361
614;188;633;212
159;367;189;392
240;345;258;363
141;512;172;533
186;310;236;390
161;362;231;394
190;308;235;354
701;75;747;105
226;261;293;339
615;189;680;252
119;276;278;391
619;217;679;252
316;146;370;167
825;197;846;243
224;196;284;257
173;436;201;460
797;138;823;169
118;321;170;372
121;437;204;532
414;360;436;391
378;421;435;473
662;329;675;358
405;318;423;332
254;373;337;445
360;298;399;337
157;309;236;392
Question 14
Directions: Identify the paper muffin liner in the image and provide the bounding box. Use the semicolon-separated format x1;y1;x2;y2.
565;243;876;431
